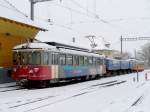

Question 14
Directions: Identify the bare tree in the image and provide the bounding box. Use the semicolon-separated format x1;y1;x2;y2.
137;43;150;67
122;52;132;59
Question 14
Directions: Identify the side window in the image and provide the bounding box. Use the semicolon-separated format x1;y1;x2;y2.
88;57;93;65
52;53;58;65
67;55;73;65
96;58;99;65
79;56;84;65
84;56;88;65
48;52;52;64
43;52;49;65
93;57;96;65
59;54;66;65
73;55;79;65
28;53;32;65
55;54;58;64
97;58;104;65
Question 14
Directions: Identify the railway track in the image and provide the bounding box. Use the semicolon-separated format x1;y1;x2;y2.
0;88;25;93
0;84;26;93
4;79;126;112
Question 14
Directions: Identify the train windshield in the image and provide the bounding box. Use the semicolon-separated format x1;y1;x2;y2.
13;51;41;65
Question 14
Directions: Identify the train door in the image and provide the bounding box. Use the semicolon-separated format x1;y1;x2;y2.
51;52;59;80
58;53;66;78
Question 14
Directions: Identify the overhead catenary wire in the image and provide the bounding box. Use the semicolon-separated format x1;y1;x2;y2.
33;16;86;35
2;0;28;17
52;0;130;34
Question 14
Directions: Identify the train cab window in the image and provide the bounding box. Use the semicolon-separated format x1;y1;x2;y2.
13;52;19;65
13;52;21;65
84;56;88;65
13;51;41;65
43;52;49;65
21;52;28;65
67;55;73;65
79;56;84;65
59;54;66;65
13;52;30;65
73;56;79;65
32;52;41;65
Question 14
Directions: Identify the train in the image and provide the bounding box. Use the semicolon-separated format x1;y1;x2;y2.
12;42;144;88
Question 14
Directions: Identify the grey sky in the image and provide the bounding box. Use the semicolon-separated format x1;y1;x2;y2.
6;0;150;55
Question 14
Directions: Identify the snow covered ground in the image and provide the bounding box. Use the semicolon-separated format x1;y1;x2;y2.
0;70;150;112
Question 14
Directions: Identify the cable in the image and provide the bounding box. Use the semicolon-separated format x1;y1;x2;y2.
51;2;96;19
51;1;129;33
2;0;28;17
33;16;86;35
69;0;99;18
107;17;150;22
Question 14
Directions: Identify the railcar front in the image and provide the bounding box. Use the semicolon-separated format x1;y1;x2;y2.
12;43;55;87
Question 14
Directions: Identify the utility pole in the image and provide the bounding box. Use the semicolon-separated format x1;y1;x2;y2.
120;36;150;82
29;0;54;20
30;0;34;20
135;49;139;82
120;35;123;58
72;37;76;43
120;36;137;59
134;49;136;59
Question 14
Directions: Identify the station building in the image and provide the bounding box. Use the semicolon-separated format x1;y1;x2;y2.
0;0;45;83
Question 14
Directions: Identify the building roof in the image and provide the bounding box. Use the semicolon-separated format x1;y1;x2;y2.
0;0;46;31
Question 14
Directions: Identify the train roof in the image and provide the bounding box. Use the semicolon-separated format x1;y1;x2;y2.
58;48;103;58
45;42;89;52
106;58;132;62
13;42;104;58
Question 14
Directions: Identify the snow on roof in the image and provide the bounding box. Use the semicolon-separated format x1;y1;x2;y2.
58;48;102;57
0;0;46;30
13;42;55;50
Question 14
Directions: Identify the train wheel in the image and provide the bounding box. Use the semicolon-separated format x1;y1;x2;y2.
81;76;86;81
26;81;31;89
95;74;100;79
39;81;47;88
86;75;90;80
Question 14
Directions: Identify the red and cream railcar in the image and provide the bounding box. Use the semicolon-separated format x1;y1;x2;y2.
132;60;144;72
12;42;106;87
